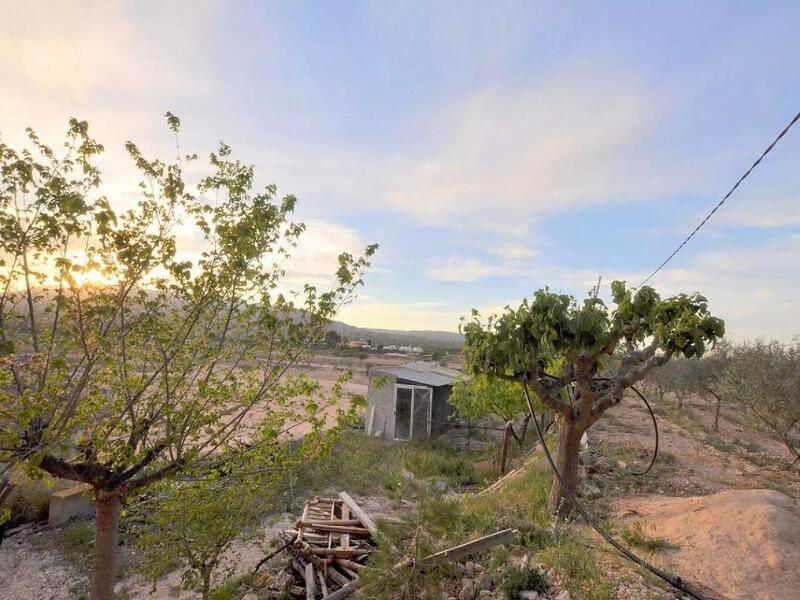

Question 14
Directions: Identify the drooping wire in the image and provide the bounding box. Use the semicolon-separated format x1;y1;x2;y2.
627;385;659;476
521;377;722;600
637;110;800;288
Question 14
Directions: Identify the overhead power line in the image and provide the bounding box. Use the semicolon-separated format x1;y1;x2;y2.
637;110;800;288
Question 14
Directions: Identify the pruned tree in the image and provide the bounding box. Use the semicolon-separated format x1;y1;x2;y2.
680;341;731;431
0;116;376;599
462;282;724;514
641;357;691;407
719;338;800;471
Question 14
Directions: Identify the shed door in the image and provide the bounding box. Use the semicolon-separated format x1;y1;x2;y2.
394;385;432;441
411;388;432;441
394;387;413;440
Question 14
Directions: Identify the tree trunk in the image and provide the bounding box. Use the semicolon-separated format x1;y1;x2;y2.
201;566;212;600
548;418;584;516
92;492;122;600
709;390;722;432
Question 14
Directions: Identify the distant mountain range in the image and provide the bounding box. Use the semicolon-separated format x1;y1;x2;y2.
328;320;464;350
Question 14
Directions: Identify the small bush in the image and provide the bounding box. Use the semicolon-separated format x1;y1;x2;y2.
620;520;678;552
1;471;62;526
57;520;94;570
705;433;735;453
500;564;548;598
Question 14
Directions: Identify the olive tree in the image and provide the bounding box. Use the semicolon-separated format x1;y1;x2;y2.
719;339;800;471
641;357;692;407
0;116;376;599
680;341;730;431
462;282;723;514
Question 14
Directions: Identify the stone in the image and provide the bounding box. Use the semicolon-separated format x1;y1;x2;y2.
432;480;449;494
459;578;477;600
518;592;540;600
579;481;601;499
48;484;94;527
465;561;476;577
476;572;493;591
579;451;596;469
241;594;258;600
478;591;493;599
453;562;467;577
555;591;571;600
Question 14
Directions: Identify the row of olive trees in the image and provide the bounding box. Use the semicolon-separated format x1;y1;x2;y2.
0;116;376;599
643;338;800;468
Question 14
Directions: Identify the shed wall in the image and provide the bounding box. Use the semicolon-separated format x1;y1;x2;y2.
366;374;397;438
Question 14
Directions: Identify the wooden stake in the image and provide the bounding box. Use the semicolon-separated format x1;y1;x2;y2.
304;563;316;600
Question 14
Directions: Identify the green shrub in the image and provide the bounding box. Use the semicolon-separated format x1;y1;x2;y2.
500;564;548;598
619;520;678;552
57;520;94;570
2;471;72;526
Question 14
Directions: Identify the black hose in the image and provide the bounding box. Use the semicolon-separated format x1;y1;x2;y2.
521;378;723;600
628;385;659;476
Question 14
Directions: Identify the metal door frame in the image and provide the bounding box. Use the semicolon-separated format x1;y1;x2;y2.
393;384;432;440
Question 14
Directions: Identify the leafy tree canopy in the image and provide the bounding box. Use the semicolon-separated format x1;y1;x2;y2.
462;281;723;513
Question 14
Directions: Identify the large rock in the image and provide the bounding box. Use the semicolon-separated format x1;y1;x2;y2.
614;489;800;600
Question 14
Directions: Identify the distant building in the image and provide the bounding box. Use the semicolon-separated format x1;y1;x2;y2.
347;339;370;349
365;361;460;440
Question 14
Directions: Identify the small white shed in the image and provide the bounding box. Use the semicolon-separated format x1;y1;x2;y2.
365;362;460;440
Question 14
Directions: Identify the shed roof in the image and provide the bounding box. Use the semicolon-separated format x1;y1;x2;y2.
370;361;460;387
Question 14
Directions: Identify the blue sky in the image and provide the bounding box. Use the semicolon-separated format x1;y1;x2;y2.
1;1;799;339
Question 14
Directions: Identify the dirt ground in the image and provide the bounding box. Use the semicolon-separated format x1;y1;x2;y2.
589;393;800;600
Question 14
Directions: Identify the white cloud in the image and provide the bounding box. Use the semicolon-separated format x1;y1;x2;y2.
715;195;800;228
425;257;528;282
491;243;537;260
587;236;800;342
279;220;368;291
337;301;459;331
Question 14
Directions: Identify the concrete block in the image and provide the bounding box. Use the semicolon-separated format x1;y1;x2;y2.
49;484;94;527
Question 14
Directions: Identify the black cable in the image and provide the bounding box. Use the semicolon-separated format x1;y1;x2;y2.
537;371;659;475
637;110;800;288
521;378;721;600
627;385;659;476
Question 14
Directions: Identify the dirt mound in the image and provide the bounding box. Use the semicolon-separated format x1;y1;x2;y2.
614;489;800;600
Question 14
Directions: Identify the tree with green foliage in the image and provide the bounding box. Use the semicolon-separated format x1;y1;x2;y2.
641;357;691;407
0;115;376;599
719;338;800;471
448;374;540;445
135;372;362;599
462;282;724;514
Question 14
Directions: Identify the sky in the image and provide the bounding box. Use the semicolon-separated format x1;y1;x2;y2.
1;1;799;340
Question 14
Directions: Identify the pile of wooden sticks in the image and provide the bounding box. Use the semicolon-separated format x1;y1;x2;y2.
260;490;517;599
271;492;382;598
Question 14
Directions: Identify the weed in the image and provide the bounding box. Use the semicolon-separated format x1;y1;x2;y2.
57;520;94;571
500;564;548;598
210;574;254;600
705;433;735;453
620;520;678;552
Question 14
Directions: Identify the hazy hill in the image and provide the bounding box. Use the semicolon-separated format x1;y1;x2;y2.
327;320;463;350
